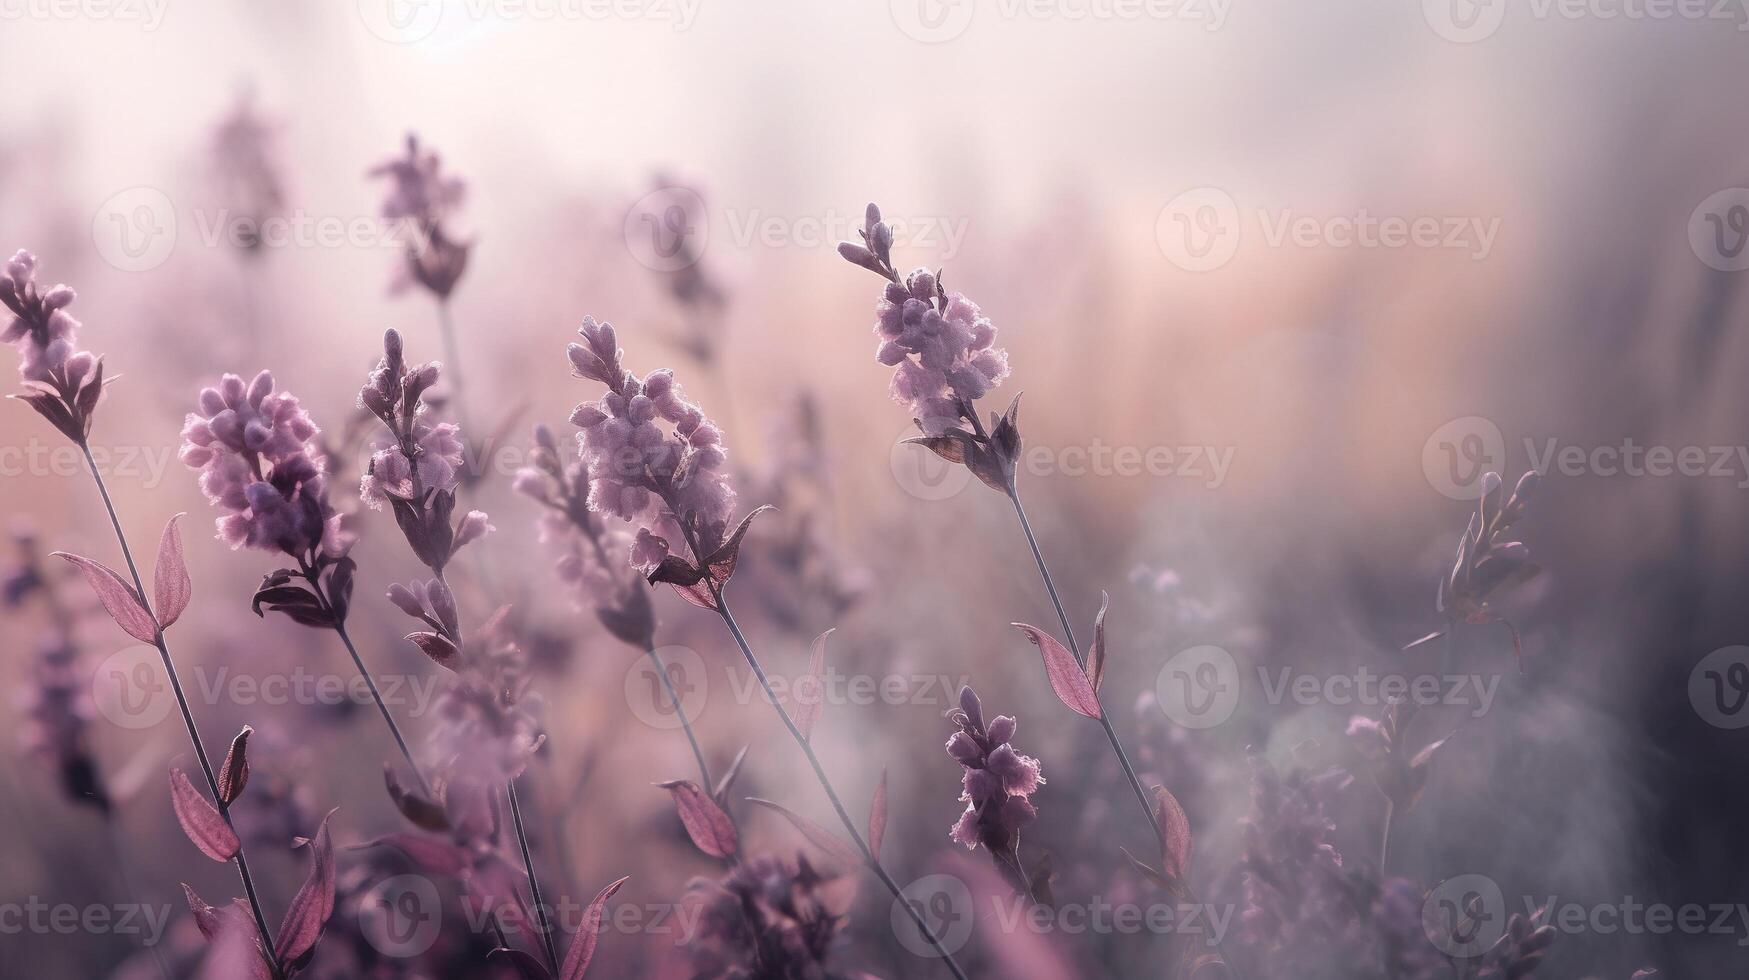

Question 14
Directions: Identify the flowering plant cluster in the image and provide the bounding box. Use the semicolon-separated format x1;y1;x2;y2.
2;251;104;443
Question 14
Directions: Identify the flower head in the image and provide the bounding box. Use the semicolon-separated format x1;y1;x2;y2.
2;250;104;441
358;329;489;573
180;369;343;558
840;205;1010;437
369;133;470;298
566;316;737;571
946;686;1043;861
210;93;285;256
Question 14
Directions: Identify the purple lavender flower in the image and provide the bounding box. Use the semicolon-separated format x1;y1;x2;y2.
514;423;655;648
685;853;854;980
946;686;1044;894
2;250;105;442
839;206;1020;492
840;205;1010;437
180;370;345;559
10;527;108;814
566;315;737;569
369;133;470;299
357;329;490;574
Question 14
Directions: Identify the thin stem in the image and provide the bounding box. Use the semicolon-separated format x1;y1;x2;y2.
79;443;284;980
1006;483;1153;828
305;566;434;799
435;300;474;439
507;778;562;974
1380;797;1395;871
710;591;971;980
645;640;714;792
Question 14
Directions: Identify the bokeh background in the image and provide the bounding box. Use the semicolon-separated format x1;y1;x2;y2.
3;0;1748;976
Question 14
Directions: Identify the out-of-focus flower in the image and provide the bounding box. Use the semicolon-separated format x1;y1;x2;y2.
370;133;470;299
1406;470;1542;667
566;315;737;569
1346;699;1451;818
947;686;1044;895
179;369;345;558
684;853;855;980
209;93;285;257
2;249;105;442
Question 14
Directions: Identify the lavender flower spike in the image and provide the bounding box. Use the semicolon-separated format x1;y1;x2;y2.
2;250;105;442
947;685;1044;895
370;133;470;300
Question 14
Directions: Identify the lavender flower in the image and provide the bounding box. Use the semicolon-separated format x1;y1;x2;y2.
358;329;491;574
947;686;1044;892
210;93;285;257
1407;470;1542;667
2;250;104;442
370;133;469;299
840;205;1011;437
180;369;345;559
685;854;854;980
514;422;655;648
567;315;737;569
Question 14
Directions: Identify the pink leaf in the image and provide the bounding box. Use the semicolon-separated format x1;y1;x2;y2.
1087;592;1111;693
746;797;864;871
793;628;833;741
560;875;630;980
54;551;157;643
153;513;192;631
170;768;239;862
658;780;739;859
217;726;251;806
868;768;888;862
182;883;224;941
1153;785;1192;888
195;900;272;980
275;808;338;968
1013;624;1102;719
